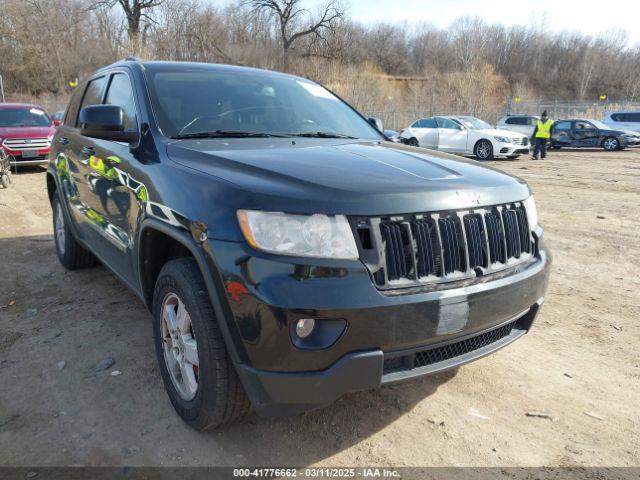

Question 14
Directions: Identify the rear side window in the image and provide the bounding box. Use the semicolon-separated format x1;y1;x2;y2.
80;77;106;112
105;73;137;131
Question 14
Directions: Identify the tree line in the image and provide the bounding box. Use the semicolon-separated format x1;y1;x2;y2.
1;0;639;123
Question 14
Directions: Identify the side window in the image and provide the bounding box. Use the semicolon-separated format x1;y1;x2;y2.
422;117;437;128
574;121;593;130
437;117;460;129
105;73;138;131
64;85;85;127
506;117;526;125
80;77;107;112
529;117;539;126
411;120;422;128
611;113;622;121
627;113;640;122
554;121;571;131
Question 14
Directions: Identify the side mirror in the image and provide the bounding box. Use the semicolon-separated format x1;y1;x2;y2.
79;105;137;143
53;119;61;127
368;117;384;132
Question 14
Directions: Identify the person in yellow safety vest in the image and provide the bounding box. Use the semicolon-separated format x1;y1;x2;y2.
531;110;553;160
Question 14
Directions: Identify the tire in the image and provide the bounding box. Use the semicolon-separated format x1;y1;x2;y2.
602;137;619;151
152;257;250;430
406;137;419;147
52;195;96;270
474;139;494;160
1;174;8;188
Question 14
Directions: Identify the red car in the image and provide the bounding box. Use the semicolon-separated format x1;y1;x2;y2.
0;103;57;166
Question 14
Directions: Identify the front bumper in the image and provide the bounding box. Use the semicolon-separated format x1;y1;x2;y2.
4;146;50;165
210;237;551;417
496;143;530;156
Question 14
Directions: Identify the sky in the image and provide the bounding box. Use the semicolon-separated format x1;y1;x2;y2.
347;0;640;46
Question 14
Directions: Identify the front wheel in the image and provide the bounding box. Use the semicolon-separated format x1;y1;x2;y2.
152;258;250;430
474;139;494;160
602;137;619;151
406;137;419;147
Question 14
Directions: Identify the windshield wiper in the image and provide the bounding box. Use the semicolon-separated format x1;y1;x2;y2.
171;130;290;139
289;132;359;139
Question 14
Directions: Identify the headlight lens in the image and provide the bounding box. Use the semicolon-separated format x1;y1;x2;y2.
494;136;511;143
523;195;538;228
237;210;359;259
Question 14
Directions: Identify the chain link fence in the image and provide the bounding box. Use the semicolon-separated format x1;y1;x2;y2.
503;98;640;122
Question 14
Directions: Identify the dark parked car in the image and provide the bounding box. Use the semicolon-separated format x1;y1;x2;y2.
550;119;640;151
47;59;551;430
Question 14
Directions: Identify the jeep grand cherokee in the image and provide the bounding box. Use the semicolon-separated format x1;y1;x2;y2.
47;59;551;430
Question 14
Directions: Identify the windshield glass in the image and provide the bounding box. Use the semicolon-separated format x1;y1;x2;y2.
145;66;382;140
587;119;610;130
0;107;51;127
454;116;493;130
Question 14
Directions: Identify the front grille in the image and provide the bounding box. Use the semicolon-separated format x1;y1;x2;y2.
3;138;51;150
360;202;535;289
383;319;519;374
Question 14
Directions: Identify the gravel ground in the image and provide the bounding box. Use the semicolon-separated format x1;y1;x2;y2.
0;148;638;467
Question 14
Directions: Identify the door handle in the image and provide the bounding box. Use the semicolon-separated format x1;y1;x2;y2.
58;137;69;145
81;146;95;156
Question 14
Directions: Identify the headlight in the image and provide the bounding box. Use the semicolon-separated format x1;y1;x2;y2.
494;136;511;143
237;210;359;260
523;196;538;228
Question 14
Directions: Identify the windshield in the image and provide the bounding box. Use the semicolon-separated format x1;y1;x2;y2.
586;119;610;130
145;67;383;140
453;116;493;130
0;107;51;127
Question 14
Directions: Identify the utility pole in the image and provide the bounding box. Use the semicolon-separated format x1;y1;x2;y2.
0;74;5;102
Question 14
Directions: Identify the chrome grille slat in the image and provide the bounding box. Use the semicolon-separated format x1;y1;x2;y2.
3;138;51;150
373;203;535;288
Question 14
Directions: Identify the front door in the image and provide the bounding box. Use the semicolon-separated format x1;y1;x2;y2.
572;121;599;147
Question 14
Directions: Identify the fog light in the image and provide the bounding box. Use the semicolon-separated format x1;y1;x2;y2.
295;318;316;339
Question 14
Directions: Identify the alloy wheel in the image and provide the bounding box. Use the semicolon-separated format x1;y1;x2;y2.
476;141;491;159
603;138;619;150
161;292;199;401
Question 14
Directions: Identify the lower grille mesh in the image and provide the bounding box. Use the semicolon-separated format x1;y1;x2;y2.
383;320;518;374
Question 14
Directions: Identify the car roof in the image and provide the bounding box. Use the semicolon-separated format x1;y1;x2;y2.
0;102;45;110
96;58;303;82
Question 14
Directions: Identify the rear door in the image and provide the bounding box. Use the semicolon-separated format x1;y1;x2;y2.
410;118;439;149
64;75;108;236
551;120;573;147
416;117;439;149
436;117;467;152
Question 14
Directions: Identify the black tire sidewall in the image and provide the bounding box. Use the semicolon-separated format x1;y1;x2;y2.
152;259;228;430
53;195;75;268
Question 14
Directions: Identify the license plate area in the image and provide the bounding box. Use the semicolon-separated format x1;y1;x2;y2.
21;149;38;158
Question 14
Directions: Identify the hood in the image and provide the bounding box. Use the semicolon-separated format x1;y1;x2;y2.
0;125;55;139
166;138;531;215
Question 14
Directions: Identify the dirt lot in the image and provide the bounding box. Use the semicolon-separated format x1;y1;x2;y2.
0;149;638;467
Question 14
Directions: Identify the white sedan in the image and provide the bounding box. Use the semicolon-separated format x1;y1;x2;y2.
400;116;531;160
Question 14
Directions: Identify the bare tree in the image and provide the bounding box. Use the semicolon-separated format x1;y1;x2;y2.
89;0;164;50
244;0;344;69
